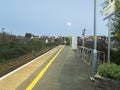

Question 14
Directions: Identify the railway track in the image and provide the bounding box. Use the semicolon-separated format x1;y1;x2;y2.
0;46;56;77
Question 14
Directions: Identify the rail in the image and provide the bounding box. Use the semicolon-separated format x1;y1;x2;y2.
77;46;105;66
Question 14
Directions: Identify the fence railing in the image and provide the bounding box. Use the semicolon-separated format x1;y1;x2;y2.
76;46;105;66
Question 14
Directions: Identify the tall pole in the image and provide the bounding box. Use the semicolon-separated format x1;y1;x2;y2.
107;0;112;63
70;25;72;47
92;0;98;77
82;29;86;47
67;22;72;46
108;17;111;63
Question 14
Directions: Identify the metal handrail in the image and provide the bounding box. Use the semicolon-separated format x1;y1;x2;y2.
77;46;105;66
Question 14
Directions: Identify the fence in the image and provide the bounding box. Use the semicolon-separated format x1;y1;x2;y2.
76;46;105;66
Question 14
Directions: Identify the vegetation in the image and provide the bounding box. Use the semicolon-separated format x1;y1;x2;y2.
96;1;120;80
0;32;60;64
98;63;120;81
25;33;33;38
65;36;71;45
110;0;120;65
113;0;120;41
101;0;120;65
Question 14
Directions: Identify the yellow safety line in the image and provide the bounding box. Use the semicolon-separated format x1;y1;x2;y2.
26;45;64;90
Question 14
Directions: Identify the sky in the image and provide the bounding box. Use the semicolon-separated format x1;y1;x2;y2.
0;0;108;36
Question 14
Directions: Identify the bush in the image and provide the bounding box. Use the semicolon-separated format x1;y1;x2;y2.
111;49;120;65
98;63;120;80
0;32;59;64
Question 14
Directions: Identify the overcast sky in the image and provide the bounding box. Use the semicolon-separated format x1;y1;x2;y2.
0;0;108;36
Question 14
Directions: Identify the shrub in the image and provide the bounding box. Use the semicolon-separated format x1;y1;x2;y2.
111;49;120;65
98;63;120;80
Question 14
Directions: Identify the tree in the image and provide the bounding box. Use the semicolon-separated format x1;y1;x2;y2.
0;31;10;46
101;0;120;65
102;0;120;41
113;0;120;41
101;0;109;8
25;33;32;38
65;36;71;45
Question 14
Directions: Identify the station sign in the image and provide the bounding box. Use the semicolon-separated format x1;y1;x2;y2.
103;1;115;20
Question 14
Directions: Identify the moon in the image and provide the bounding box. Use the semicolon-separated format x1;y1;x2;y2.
67;22;71;27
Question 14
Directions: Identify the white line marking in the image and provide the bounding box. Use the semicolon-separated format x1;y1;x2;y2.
0;46;58;80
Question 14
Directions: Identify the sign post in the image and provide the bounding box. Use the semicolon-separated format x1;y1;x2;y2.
103;0;115;63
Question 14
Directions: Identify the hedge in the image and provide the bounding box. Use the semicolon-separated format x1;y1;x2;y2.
98;63;120;81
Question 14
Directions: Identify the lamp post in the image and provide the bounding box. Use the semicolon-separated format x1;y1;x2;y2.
107;0;112;63
92;0;98;77
67;21;72;46
82;29;86;47
108;18;111;63
103;0;115;63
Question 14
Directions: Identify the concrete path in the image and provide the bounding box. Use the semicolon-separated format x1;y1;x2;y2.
19;46;94;90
